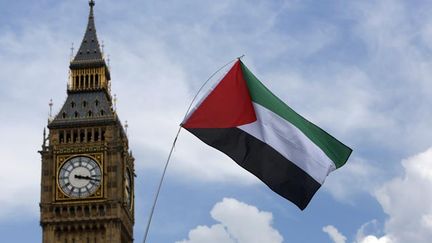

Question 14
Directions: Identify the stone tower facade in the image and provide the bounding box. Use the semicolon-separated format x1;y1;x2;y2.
39;1;135;242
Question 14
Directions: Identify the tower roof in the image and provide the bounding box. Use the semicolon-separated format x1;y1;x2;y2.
48;91;116;128
70;0;105;69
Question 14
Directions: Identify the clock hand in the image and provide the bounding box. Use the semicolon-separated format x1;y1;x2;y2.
74;175;100;182
82;175;100;181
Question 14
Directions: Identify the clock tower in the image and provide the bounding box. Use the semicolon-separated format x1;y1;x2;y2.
39;1;135;242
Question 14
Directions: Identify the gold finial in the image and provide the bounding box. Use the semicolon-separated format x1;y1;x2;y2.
70;43;74;60
47;99;54;124
49;99;53;117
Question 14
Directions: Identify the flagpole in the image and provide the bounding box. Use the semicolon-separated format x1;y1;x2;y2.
142;125;182;243
142;55;244;243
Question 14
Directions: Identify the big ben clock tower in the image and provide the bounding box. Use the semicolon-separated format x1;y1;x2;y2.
39;1;135;242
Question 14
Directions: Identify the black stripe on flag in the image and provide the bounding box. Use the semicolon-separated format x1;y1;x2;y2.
186;127;321;210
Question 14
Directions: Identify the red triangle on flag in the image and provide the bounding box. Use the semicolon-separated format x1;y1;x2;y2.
182;61;257;128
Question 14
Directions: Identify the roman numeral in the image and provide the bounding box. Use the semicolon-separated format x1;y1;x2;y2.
61;182;70;189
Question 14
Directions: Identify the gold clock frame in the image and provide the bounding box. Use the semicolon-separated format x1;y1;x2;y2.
55;153;104;202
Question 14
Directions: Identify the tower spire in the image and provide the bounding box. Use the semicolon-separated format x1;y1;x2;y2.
70;0;104;67
68;0;111;92
89;0;96;22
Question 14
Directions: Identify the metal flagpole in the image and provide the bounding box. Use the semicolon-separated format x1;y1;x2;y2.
142;55;245;243
142;126;182;243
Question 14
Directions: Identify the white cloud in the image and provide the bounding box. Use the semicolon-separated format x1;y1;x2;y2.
177;198;283;243
177;225;235;243
355;220;381;242
0;12;71;220
323;157;380;204
372;147;432;243
421;214;432;230
347;0;432;153
322;225;346;243
343;147;432;243
354;220;392;243
323;147;432;243
0;124;42;219
323;223;392;243
101;0;294;186
357;235;392;243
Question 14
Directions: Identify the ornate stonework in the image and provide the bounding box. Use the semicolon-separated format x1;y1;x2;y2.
39;1;134;242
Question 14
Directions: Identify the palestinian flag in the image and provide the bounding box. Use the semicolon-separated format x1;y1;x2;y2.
181;60;352;210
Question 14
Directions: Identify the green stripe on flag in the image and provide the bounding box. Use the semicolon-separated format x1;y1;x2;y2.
240;62;352;168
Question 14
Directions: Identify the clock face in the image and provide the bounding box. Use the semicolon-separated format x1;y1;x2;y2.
125;169;132;209
58;156;102;198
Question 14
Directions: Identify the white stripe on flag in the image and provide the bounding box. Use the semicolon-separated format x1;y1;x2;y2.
238;103;336;184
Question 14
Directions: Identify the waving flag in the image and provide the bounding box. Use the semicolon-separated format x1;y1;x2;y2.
182;60;352;210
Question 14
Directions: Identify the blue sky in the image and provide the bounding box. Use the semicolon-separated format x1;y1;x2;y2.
1;0;432;242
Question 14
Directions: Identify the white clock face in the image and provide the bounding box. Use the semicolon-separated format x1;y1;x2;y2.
58;156;102;198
